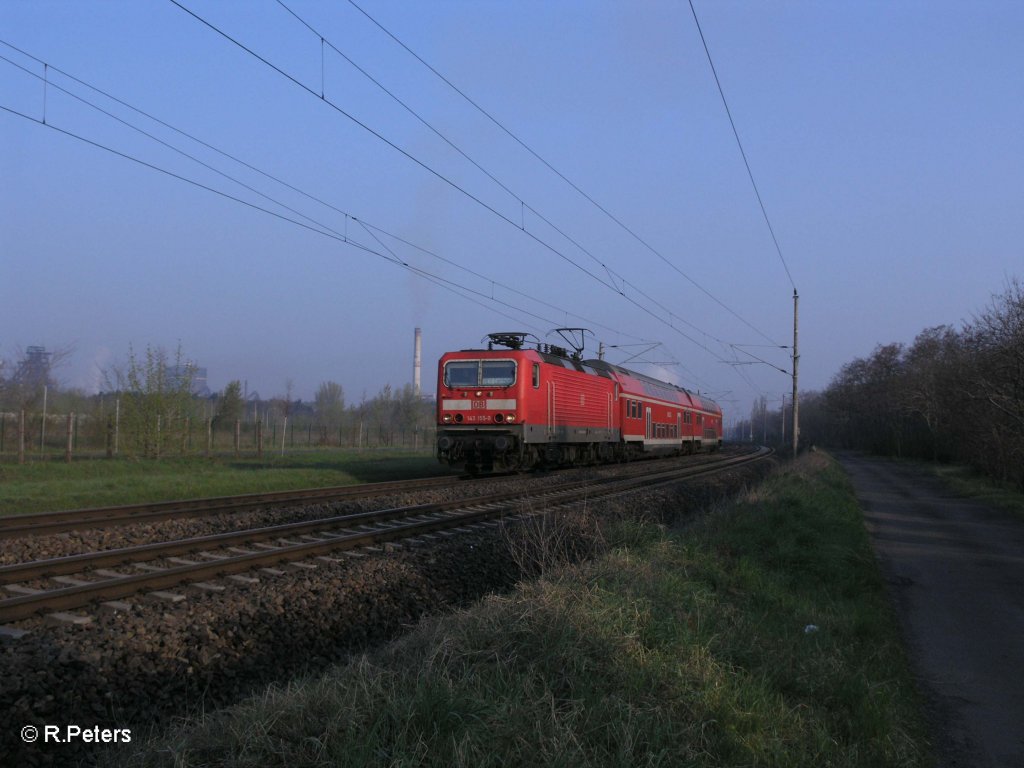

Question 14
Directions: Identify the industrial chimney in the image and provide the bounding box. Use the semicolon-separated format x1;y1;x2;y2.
413;327;422;397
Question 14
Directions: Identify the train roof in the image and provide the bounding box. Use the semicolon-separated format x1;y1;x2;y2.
584;359;721;414
441;342;721;415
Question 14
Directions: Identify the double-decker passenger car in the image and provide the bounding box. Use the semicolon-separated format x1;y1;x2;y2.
436;333;722;473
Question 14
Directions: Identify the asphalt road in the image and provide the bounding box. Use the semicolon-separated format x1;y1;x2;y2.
837;453;1024;768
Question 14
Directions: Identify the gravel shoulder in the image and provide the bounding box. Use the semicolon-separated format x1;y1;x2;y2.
836;452;1024;768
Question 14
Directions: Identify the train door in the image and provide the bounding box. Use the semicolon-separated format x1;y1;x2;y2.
645;407;652;440
547;381;555;437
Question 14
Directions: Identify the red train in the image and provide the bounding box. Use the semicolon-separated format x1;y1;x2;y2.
436;332;723;473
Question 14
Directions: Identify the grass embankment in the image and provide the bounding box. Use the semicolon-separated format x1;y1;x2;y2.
116;452;928;767
0;450;449;516
924;463;1024;520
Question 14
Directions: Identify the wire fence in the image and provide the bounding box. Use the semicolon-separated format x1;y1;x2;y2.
0;411;438;463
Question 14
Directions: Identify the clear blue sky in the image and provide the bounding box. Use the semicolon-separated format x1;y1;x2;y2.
2;1;1021;421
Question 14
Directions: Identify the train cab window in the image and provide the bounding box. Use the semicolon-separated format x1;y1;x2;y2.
482;360;516;387
444;361;479;388
532;363;540;389
445;360;517;388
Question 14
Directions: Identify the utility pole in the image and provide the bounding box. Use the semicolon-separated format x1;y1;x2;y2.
791;290;800;457
781;393;786;445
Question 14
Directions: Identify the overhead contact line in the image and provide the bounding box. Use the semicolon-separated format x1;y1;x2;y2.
343;0;787;348
165;2;754;383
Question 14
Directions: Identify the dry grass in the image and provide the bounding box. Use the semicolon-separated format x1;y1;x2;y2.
499;499;608;578
109;454;929;768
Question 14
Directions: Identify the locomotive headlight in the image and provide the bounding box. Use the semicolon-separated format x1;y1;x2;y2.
506;413;516;423
442;414;452;423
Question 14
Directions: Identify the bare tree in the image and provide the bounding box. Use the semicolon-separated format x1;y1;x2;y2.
108;344;197;459
314;381;345;445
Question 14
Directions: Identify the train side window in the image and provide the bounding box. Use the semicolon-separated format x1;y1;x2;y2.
532;363;540;388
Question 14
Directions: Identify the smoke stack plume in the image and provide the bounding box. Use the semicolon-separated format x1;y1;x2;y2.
413;327;422;397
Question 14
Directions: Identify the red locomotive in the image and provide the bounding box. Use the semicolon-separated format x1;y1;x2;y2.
436;332;723;473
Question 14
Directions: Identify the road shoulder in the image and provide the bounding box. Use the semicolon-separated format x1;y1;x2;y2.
837;452;1024;768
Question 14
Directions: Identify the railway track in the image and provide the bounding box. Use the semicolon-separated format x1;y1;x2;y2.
0;447;770;624
0;451;736;540
0;474;464;539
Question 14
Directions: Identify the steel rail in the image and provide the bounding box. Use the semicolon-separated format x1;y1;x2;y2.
0;475;462;539
0;451;730;539
0;448;770;622
0;464;695;585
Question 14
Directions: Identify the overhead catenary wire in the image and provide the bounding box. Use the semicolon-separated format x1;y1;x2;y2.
164;1;620;295
0;100;556;338
692;0;794;294
256;0;734;357
165;1;769;378
348;0;787;410
0;40;651;348
343;0;786;347
0;21;765;397
1;50;720;391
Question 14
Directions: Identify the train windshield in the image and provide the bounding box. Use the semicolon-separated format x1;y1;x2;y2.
482;360;516;386
444;360;516;388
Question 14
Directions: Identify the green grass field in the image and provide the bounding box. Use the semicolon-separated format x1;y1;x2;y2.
114;452;930;767
0;450;452;516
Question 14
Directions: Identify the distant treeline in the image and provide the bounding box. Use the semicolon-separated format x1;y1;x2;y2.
0;344;434;461
756;280;1024;489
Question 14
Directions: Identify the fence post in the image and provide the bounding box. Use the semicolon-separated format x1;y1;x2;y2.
206;418;213;458
234;419;240;457
40;384;47;454
106;416;115;459
18;410;26;465
65;412;74;463
257;419;263;458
